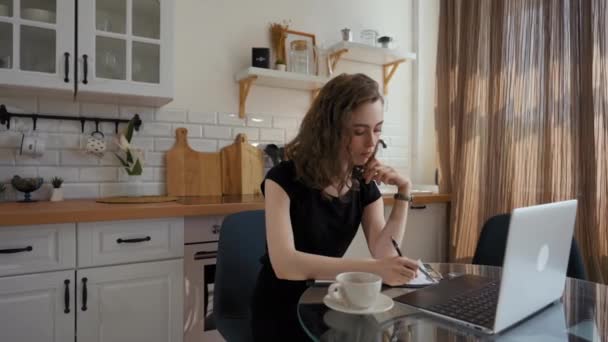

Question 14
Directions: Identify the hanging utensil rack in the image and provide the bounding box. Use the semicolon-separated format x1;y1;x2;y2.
0;104;142;134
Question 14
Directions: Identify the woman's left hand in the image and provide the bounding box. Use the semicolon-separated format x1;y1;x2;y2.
363;158;411;191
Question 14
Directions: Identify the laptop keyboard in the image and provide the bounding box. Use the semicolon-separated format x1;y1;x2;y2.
427;281;499;327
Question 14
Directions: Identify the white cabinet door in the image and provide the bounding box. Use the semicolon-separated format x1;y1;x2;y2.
401;203;448;262
343;203;448;262
77;0;174;106
0;270;75;342
0;0;74;93
77;259;183;342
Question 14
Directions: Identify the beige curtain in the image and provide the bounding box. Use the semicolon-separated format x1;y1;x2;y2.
436;0;608;283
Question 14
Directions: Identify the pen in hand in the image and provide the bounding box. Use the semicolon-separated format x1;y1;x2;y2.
391;237;435;283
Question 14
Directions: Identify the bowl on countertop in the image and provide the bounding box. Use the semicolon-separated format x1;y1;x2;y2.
11;176;44;202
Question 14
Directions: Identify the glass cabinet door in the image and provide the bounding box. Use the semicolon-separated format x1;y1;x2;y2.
0;0;13;70
0;0;74;90
93;0;160;84
20;0;58;74
77;0;172;104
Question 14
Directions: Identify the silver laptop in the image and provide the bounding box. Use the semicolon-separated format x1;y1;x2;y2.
395;200;578;334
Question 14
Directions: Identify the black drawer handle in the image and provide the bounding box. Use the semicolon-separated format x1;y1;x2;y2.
410;204;427;210
82;54;88;84
81;277;88;311
117;236;151;244
194;251;217;260
0;246;33;254
64;279;70;314
63;52;70;83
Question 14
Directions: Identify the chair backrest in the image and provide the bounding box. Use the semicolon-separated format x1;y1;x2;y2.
213;210;266;342
472;213;587;280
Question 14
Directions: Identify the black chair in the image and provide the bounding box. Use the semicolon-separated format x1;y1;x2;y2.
472;213;587;280
213;210;266;342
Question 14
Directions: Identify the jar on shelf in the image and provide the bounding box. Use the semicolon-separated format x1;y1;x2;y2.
289;40;310;75
360;29;379;46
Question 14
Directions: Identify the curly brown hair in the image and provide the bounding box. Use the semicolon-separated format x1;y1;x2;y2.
285;73;383;194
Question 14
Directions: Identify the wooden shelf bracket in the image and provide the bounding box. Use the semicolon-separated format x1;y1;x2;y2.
382;59;406;96
238;76;257;118
327;48;349;75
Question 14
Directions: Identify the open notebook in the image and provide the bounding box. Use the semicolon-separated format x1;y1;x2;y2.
405;260;440;287
309;260;440;288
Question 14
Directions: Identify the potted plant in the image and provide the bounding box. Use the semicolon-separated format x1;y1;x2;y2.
275;58;286;71
114;116;145;196
50;176;64;202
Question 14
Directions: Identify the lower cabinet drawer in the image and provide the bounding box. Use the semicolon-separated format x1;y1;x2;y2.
0;224;76;277
78;218;184;267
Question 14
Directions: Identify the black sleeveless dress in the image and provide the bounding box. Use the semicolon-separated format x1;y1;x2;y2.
251;161;381;341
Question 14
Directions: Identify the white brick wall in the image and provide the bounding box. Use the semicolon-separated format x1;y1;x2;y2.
0;97;411;201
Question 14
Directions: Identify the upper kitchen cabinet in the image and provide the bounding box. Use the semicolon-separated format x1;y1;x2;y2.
0;0;75;93
77;0;174;106
0;0;174;106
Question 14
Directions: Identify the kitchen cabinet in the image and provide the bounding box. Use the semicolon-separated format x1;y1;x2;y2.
344;202;448;262
0;270;75;342
0;0;74;92
0;217;184;342
0;0;174;106
77;259;183;342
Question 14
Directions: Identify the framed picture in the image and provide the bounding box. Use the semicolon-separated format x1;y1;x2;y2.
283;29;319;75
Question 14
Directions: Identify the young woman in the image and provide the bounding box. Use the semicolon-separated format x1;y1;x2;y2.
251;73;417;340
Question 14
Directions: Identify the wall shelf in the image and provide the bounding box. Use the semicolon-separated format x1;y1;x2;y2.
235;67;328;118
326;42;416;95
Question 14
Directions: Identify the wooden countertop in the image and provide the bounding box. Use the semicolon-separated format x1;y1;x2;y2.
0;193;450;227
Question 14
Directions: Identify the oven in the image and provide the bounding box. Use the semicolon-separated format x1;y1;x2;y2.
183;216;224;342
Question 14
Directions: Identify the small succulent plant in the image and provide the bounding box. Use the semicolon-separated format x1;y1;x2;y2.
51;177;64;189
0;183;6;194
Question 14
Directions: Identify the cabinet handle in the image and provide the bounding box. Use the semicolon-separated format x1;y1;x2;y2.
212;224;221;234
194;251;217;260
410;204;427;210
81;277;88;311
116;236;151;244
0;246;33;254
64;279;70;314
63;52;70;83
82;54;89;84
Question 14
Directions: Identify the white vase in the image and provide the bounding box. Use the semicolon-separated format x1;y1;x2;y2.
50;188;63;202
276;64;286;71
125;175;143;197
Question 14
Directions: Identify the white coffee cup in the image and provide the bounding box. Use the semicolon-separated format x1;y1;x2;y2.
20;133;46;157
327;272;382;309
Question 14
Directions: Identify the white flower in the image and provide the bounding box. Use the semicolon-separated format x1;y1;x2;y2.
117;135;131;151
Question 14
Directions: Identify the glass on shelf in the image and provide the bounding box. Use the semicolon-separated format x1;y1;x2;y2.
289;40;309;75
96;0;126;34
360;29;379;47
96;36;126;80
0;22;12;69
133;0;160;39
21;0;56;24
0;0;13;17
132;41;159;83
20;25;55;73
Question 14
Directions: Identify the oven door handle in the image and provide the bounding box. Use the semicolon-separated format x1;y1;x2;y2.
194;251;217;260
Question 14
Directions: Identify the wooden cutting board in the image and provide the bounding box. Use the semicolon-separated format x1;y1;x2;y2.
166;128;222;196
220;134;264;195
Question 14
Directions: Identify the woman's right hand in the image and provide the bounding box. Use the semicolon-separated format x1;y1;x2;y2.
373;256;418;286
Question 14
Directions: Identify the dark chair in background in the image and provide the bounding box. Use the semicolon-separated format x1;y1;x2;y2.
213;210;266;342
472;213;587;280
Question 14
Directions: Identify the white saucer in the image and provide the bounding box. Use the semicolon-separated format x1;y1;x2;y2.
323;293;394;314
